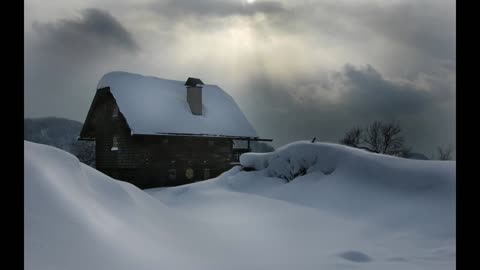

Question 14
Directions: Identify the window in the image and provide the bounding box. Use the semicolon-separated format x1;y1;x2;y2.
111;135;119;151
144;156;150;167
208;140;214;146
112;104;119;118
185;168;194;180
168;169;176;181
163;138;169;144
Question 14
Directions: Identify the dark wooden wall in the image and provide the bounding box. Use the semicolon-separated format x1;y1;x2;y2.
90;90;236;189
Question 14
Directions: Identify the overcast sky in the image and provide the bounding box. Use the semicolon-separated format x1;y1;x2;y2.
24;0;455;157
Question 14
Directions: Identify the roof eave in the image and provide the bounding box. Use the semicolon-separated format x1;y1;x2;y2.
130;132;272;141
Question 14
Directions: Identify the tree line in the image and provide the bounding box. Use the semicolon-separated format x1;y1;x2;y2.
339;120;453;160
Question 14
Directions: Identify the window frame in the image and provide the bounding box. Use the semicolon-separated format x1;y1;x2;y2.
112;104;119;118
111;135;119;151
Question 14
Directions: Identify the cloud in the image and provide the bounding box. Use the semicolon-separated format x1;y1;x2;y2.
338;1;455;61
240;64;455;155
149;0;285;18
337;64;443;117
31;8;138;53
290;1;453;66
24;9;139;122
142;0;454;73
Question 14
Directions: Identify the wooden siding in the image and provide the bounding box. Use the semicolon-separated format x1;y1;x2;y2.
90;90;236;189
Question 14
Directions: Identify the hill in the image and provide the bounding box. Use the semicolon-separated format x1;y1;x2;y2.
24;117;95;166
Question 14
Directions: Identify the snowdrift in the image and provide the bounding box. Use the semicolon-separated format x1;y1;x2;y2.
25;140;455;270
236;141;455;236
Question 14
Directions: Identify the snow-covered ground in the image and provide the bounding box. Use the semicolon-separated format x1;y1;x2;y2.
24;140;455;270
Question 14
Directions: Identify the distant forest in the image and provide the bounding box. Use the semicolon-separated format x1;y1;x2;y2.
24;117;96;167
24;117;275;167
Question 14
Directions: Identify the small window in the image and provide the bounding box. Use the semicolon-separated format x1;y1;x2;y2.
208;140;215;146
112;105;119;118
204;168;210;179
144;157;150;167
111;135;119;151
168;169;176;181
163;138;169;144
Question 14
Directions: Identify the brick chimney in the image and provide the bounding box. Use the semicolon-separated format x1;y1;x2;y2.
185;77;204;115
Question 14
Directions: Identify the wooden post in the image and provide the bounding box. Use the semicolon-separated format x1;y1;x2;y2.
247;139;251;151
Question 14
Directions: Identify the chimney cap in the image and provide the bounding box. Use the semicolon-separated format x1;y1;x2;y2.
185;77;204;87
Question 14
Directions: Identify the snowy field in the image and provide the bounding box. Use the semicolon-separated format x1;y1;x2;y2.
24;140;455;270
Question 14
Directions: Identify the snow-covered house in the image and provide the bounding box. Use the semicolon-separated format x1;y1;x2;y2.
79;71;271;188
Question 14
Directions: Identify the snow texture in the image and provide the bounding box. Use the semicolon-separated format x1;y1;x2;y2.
25;140;455;270
97;71;257;138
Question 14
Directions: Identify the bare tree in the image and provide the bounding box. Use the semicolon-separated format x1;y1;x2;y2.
339;126;363;147
437;144;454;160
380;121;405;155
362;121;383;153
341;120;409;156
362;121;406;155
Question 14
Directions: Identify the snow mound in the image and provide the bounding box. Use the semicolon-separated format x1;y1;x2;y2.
25;141;218;270
240;141;453;185
25;140;455;270
234;141;456;236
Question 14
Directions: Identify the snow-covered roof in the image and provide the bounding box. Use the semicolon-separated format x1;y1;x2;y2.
97;71;258;138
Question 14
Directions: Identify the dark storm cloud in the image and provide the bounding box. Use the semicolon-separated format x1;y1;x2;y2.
339;64;442;117
251;64;450;116
25;9;139;121
32;8;138;52
149;0;285;18
251;1;454;62
340;1;455;61
241;64;454;155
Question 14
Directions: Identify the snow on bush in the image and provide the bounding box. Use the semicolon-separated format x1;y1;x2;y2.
240;140;454;185
240;141;346;180
234;141;455;239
